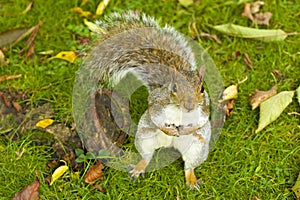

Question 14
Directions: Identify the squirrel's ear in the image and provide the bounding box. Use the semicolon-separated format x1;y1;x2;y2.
198;65;206;82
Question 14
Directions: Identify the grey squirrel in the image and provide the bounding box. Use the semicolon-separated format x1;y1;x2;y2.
80;11;211;189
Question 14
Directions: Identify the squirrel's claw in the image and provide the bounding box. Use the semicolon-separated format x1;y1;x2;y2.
187;179;201;191
185;169;201;190
128;164;145;181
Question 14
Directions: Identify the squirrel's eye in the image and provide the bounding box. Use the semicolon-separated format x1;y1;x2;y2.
172;84;177;93
200;85;204;93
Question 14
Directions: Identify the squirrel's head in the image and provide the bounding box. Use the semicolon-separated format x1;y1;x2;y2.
169;66;206;112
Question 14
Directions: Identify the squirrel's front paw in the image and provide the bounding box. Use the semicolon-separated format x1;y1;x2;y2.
128;164;145;181
128;158;149;181
160;124;180;137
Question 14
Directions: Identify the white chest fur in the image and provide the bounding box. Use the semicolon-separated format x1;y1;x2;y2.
150;104;209;128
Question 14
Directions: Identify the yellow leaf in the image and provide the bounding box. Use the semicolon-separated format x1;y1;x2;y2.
51;51;77;63
50;162;68;186
222;84;238;101
72;7;92;18
96;0;110;15
178;0;193;7
36;118;54;129
84;19;106;34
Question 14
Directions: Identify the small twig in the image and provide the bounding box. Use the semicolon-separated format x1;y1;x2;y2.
288;112;300;116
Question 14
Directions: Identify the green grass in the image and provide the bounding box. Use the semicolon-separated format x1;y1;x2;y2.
0;0;299;199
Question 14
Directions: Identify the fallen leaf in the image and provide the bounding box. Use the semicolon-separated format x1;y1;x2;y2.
232;51;241;60
200;32;222;44
36;118;54;129
72;7;92;18
47;160;59;169
50;51;77;63
224;99;235;116
292;173;300;199
254;12;272;25
251;1;264;13
37;50;54;55
13;178;40;200
178;0;194;7
0;74;22;83
272;69;282;77
80;0;89;6
243;53;253;69
222;84;238;101
250;85;278;110
84;19;106;34
251;197;261;200
84;161;104;184
50;161;68;185
76;35;91;45
0;27;35;49
0;49;5;64
212;24;287;42
25;43;35;59
93;183;106;193
242;3;254;22
96;0;110;15
21;21;42;57
297;85;300;105
256;90;294;133
22;2;34;14
12;100;22;112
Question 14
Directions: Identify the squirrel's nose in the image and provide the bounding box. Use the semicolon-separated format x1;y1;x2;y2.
184;97;196;112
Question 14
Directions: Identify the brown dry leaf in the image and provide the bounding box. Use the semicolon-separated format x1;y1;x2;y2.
200;32;222;44
254;12;272;25
251;197;261;200
0;74;22;83
76;35;91;45
12;100;22;112
242;3;254;22
232;51;241;60
84;161;104;184
272;69;282;77
250;85;277;110
224;99;235;117
25;43;35;59
93;183;106;193
22;2;34;14
251;1;265;14
72;7;92;18
13;178;40;200
20;21;42;58
243;53;253;69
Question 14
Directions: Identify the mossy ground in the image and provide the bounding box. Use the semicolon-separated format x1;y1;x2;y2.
0;0;299;199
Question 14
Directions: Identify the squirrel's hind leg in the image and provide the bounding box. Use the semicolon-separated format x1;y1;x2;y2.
185;168;201;189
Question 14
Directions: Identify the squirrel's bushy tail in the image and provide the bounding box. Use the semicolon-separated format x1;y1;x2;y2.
84;11;196;87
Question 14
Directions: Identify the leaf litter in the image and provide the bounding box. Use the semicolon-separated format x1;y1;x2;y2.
255;90;294;133
250;85;278;110
13;172;40;200
242;1;272;25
